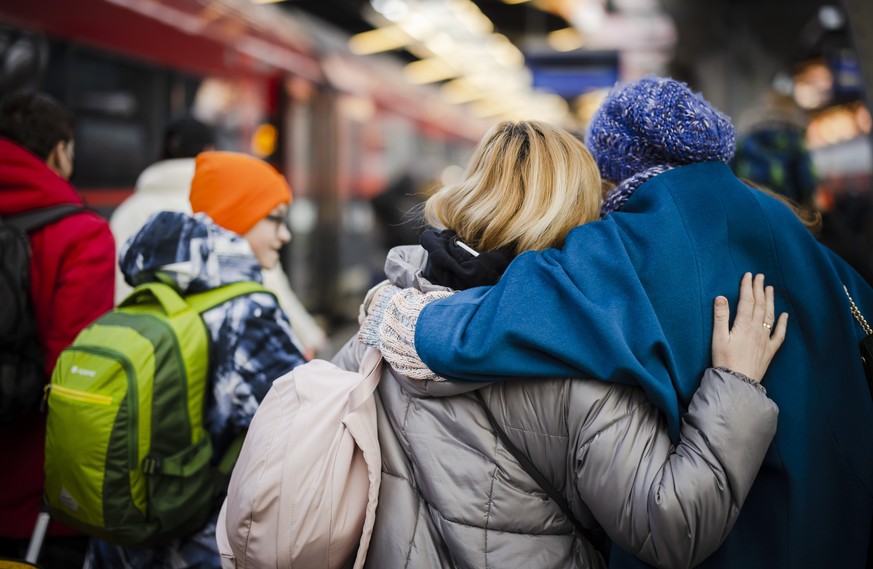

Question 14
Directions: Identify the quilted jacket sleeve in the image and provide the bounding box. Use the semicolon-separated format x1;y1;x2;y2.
569;368;778;568
331;334;365;372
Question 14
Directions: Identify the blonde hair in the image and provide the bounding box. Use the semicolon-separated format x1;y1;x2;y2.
424;121;602;255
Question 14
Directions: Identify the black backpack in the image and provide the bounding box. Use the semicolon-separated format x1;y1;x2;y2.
0;204;83;422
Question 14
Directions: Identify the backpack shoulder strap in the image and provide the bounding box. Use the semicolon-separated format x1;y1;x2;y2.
186;281;273;315
346;347;383;414
5;204;84;233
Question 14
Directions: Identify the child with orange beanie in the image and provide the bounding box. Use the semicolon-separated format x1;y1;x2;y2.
89;152;307;569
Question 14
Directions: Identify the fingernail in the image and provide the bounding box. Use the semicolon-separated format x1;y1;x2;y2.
715;296;727;307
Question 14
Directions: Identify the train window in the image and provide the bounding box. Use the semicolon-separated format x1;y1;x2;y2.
42;43;165;188
73;117;147;188
39;41;206;190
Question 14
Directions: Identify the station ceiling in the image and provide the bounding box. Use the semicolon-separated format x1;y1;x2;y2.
281;0;841;78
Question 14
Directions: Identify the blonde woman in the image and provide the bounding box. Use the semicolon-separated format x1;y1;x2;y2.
333;121;786;568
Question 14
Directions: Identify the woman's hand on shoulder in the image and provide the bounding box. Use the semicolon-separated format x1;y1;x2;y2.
711;273;788;382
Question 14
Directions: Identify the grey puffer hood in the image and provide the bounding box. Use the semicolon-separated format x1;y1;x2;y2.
383;245;443;293
382;245;487;399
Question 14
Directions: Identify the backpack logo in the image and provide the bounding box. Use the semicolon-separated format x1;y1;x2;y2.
70;365;96;377
59;487;79;512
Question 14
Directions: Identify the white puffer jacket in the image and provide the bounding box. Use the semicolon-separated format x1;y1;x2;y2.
110;158;196;303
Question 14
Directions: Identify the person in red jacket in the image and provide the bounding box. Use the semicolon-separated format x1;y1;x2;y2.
0;91;115;568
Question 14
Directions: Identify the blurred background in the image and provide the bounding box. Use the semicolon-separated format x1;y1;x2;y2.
1;0;871;335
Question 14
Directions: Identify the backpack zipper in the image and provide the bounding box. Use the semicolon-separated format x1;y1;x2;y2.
45;384;113;405
56;346;139;471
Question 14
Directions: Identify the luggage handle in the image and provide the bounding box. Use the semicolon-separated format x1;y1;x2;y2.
119;282;189;316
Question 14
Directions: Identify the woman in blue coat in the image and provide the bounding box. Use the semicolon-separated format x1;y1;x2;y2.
368;78;873;568
350;120;788;568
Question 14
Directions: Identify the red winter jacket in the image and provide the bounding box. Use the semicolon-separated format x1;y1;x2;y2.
0;138;115;538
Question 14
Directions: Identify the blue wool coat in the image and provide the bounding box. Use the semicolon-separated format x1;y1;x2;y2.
414;162;873;569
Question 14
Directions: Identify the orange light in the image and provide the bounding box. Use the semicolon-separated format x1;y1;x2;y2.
251;124;277;157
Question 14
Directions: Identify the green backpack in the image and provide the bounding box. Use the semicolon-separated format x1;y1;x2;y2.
44;280;268;546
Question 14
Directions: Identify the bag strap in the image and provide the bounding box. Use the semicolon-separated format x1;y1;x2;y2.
121;281;272;315
347;347;383;414
5;204;84;233
474;390;602;546
844;285;872;336
120;281;189;315
186;281;274;315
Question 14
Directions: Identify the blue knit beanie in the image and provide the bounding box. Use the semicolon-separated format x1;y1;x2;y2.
586;76;737;182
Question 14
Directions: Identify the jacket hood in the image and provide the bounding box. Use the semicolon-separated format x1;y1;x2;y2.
0;138;82;215
384;245;446;293
383;244;489;398
119;211;262;294
133;158;196;197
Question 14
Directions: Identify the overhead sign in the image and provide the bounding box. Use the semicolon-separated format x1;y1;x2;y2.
528;52;619;98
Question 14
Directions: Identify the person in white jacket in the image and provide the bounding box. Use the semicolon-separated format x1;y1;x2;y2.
110;116;327;357
110;116;214;303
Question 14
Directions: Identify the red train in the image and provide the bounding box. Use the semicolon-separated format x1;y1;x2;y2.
0;0;491;320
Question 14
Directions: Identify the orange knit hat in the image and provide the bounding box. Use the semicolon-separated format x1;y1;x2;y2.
189;151;292;236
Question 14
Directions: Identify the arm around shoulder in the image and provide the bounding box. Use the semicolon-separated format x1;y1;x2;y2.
573;274;785;568
570;368;777;569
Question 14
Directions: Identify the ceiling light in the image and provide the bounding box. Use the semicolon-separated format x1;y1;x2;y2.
818;5;844;30
547;27;585;52
404;58;459;84
424;32;456;58
471;95;526;118
349;26;413;55
488;35;525;67
401;12;435;40
440;79;487;104
449;0;493;34
572;1;606;34
371;0;409;22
